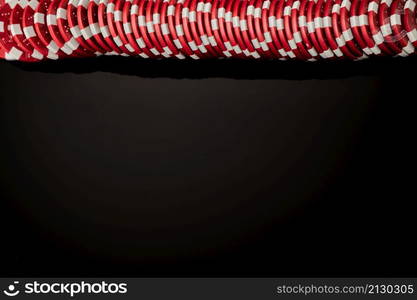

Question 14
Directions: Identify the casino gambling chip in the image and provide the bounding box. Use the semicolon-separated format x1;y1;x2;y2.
323;0;357;59
179;0;206;57
9;1;44;60
358;0;391;55
56;0;95;56
206;0;232;57
268;0;287;58
34;0;74;57
131;0;161;57
306;0;331;58
133;0;161;57
254;0;279;58
77;0;107;53
218;0;245;57
1;0;417;61
194;0;219;57
190;0;217;57
0;3;24;60
275;0;299;58
151;0;181;58
202;0;225;56
47;0;85;56
285;0;311;60
340;0;367;57
182;0;210;57
107;0;135;55
213;0;236;57
314;0;340;58
296;0;320;59
115;0;147;57
233;0;260;58
390;0;415;54
87;0;115;52
97;0;121;53
158;0;186;58
378;0;408;55
148;0;172;57
246;0;269;58
1;0;37;61
22;1;59;59
261;0;286;58
291;0;318;60
238;0;261;57
350;0;375;55
368;0;395;54
223;0;250;58
150;0;175;58
67;0;102;54
404;0;417;48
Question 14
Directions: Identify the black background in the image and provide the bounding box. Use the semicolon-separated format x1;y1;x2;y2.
0;57;416;277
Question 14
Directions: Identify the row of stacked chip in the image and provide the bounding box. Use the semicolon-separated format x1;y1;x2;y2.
1;0;417;61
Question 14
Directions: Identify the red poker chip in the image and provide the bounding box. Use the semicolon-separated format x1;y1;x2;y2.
323;0;357;59
333;0;367;59
367;0;393;54
189;0;217;57
231;0;257;58
340;0;367;57
207;0;231;57
178;0;205;57
158;0;186;58
276;0;300;58
246;0;268;58
22;1;60;59
167;0;198;58
358;0;391;55
115;0;146;56
404;0;417;48
56;0;95;56
285;0;310;60
215;0;237;57
296;0;320;59
34;0;72;57
131;0;160;57
205;0;230;57
147;0;172;57
315;0;341;58
224;0;250;57
97;0;125;54
252;0;273;58
306;0;329;58
268;0;287;58
48;0;84;56
1;1;37;61
106;0;135;55
133;0;160;57
220;0;246;57
256;0;281;58
67;0;101;54
10;3;44;60
87;0;115;53
389;0;415;54
350;0;375;55
150;0;173;57
195;0;220;56
262;0;285;59
378;0;408;55
77;0;107;53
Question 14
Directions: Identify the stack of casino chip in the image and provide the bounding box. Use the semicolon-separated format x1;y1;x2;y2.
1;0;417;61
